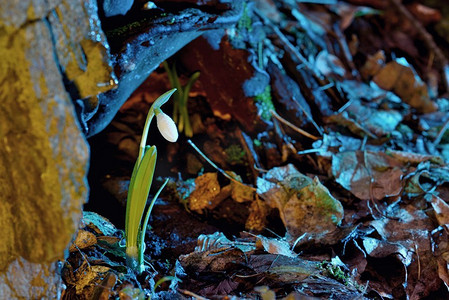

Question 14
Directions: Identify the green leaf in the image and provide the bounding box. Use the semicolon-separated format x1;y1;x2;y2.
125;145;157;250
138;178;169;272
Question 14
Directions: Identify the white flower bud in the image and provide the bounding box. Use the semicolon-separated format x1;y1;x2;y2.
156;110;178;142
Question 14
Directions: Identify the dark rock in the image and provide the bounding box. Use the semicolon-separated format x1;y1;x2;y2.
103;0;134;17
86;0;244;137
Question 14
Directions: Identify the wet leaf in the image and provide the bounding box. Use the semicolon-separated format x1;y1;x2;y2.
69;229;97;252
332;151;404;200
429;194;449;226
195;232;255;253
256;235;297;258
257;164;343;240
328;98;403;137
373;60;437;113
188;172;221;212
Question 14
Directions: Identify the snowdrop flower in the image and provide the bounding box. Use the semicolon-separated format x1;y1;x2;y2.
155;108;178;142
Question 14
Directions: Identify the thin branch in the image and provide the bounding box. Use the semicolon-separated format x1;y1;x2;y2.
270;110;320;140
187;140;257;191
178;289;210;300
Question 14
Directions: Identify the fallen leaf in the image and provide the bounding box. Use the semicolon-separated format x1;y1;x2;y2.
257;164;343;240
373;60;437;113
256;235;297;258
69;229;97;252
188;172;221;212
429;194;449;226
332;151;404;200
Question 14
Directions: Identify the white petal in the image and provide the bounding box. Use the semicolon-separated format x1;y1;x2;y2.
156;111;178;142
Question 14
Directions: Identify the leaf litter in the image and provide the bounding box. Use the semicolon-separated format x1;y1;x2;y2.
64;0;449;299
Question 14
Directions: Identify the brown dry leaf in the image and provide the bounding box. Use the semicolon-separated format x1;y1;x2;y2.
256;235;297;258
360;50;385;79
437;258;449;289
430;194;449;226
387;149;443;165
407;3;442;25
257;164;343;240
231;180;255;203
246;197;269;231
69;229;97;252
332;151;404;200
179;247;246;274
91;272;117;300
74;262;110;296
373;61;437;113
188;172;221;212
362;204;440;299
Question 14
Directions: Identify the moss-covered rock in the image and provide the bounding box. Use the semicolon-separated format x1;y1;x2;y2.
0;0;105;298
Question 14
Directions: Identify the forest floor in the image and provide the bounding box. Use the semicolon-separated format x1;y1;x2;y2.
63;0;449;299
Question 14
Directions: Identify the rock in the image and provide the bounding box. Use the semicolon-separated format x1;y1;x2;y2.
0;259;64;299
102;0;134;17
0;0;99;297
86;0;244;137
48;0;118;130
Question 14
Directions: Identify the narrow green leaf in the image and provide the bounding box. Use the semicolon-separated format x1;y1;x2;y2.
125;146;157;249
138;178;169;272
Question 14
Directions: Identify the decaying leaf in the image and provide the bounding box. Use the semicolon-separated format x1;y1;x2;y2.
257;164;343;240
245;197;269;231
332;151;404;200
195;232;255;253
360;203;440;299
256;235;296;258
69;229;97;252
372;60;437;113
429;194;449;226
327;99;403;138
188;172;221;212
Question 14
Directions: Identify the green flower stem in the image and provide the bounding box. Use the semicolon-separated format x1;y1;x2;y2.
125;89;176;272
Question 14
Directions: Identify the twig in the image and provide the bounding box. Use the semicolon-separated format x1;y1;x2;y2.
235;128;261;182
187;140;257;191
178;289;210;300
270;110;320;140
433;116;449;146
